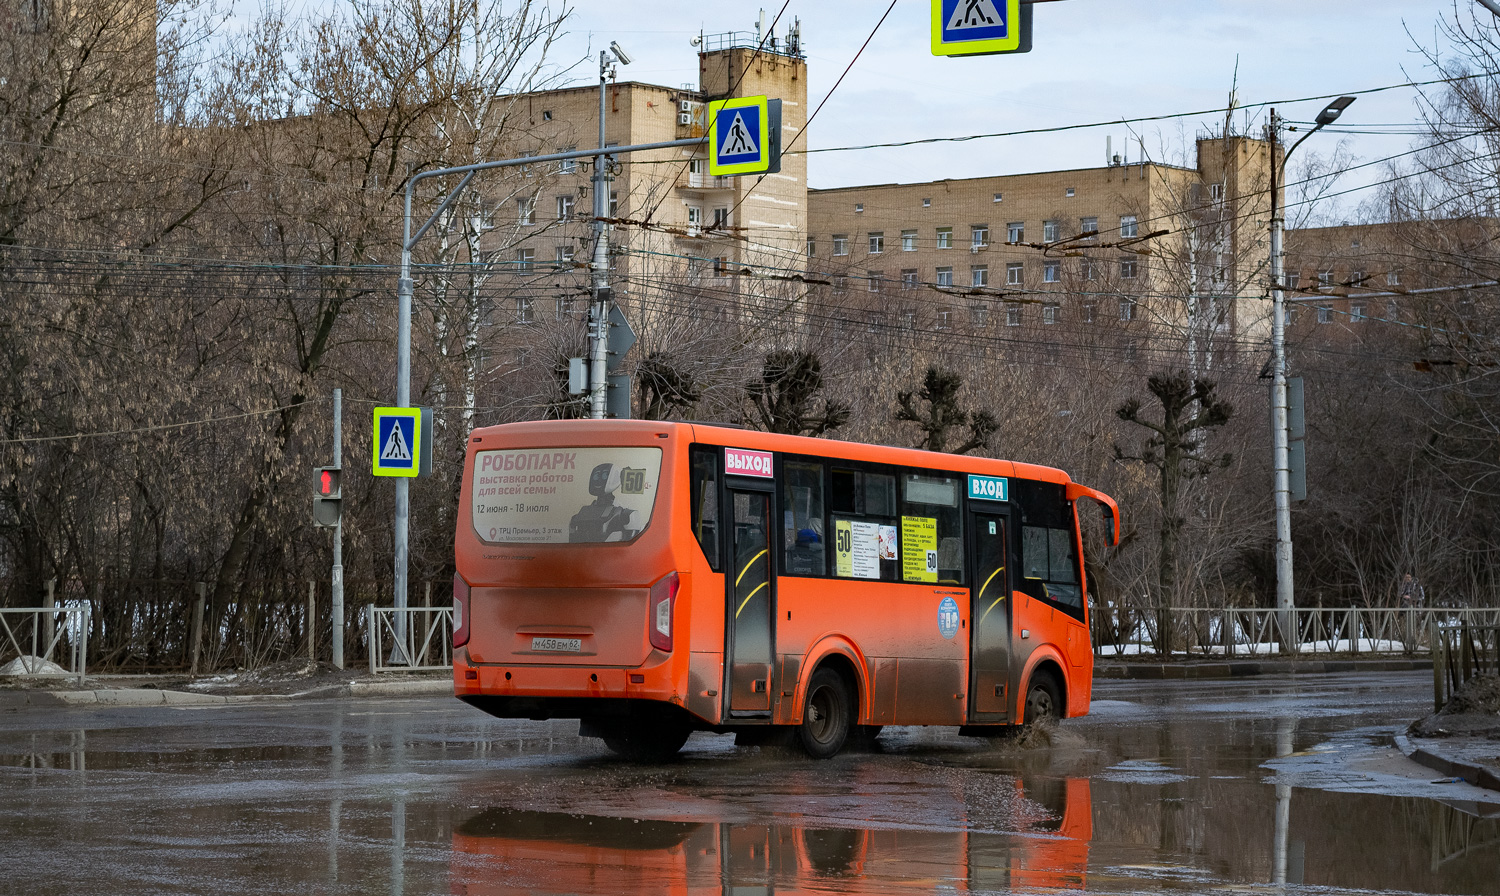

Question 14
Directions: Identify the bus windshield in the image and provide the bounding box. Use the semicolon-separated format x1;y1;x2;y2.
471;446;662;544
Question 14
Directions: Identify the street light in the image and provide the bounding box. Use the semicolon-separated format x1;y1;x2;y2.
588;41;632;419
1267;96;1354;642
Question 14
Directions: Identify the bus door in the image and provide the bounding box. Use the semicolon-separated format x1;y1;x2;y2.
968;509;1013;722
727;486;775;715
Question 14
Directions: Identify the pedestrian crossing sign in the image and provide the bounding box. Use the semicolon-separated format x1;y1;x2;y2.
708;95;780;176
373;406;429;478
932;0;1025;56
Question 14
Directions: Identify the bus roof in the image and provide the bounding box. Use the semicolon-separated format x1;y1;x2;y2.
467;419;1076;488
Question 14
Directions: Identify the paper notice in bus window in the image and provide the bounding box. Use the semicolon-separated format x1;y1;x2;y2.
835;519;882;579
471;447;662;544
902;516;938;583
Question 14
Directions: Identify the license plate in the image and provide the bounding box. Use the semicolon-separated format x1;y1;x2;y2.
531;637;581;652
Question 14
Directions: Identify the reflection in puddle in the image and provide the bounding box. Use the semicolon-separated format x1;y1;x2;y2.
450;778;1091;895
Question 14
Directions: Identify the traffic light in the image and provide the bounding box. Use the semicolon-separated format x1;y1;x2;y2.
313;466;342;528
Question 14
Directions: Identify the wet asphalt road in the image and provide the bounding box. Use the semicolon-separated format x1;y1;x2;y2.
2;671;1497;895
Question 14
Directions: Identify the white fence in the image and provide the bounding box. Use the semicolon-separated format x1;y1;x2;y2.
1094;605;1500;658
366;606;453;674
0;605;89;684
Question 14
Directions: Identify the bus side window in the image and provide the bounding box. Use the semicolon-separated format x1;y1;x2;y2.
782;460;826;576
1020;524;1083;615
690;447;721;571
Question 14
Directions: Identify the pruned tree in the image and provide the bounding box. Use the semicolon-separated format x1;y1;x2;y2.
745;349;849;436
637;351;703;421
1114;372;1233;618
893;365;997;454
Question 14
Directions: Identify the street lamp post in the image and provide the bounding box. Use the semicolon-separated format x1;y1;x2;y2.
1268;96;1354;646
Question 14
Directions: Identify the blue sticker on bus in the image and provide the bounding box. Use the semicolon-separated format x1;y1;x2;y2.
938;596;960;640
967;474;1008;502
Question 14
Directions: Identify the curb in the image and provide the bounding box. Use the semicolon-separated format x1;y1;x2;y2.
2;677;453;709
1394;733;1500;793
1095;658;1433;679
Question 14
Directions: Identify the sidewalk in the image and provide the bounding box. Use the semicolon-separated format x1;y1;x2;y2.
1095;656;1432;679
1395;733;1500;794
0;672;453;710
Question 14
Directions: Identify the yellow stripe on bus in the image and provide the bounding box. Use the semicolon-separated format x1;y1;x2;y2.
978;566;1007;624
736;581;767;618
735;549;768;587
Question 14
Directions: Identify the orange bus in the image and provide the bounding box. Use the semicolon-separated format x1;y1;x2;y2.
452;420;1118;760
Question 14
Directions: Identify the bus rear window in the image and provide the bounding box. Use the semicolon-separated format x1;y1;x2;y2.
471;447;662;544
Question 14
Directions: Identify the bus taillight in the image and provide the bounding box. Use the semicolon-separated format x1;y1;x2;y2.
648;571;679;652
453;572;472;648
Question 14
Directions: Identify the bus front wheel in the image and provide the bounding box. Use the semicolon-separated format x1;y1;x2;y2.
797;667;854;759
1023;674;1062;726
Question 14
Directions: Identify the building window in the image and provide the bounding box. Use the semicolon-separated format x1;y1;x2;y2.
832;234;849;256
1209;183;1224;201
555;296;576;319
1081;301;1096;323
1283;306;1295;325
517;198;535;226
1065;187;1076;197
1386;270;1401;286
869;232;884;254
971;265;988;287
558;148;577;174
1120;258;1138;279
901;230;917;251
1006;262;1023;286
922;198;931;207
855;203;864;213
713;207;730;228
993;192;1003;203
609;191;619;217
1081;217;1098;239
970;303;989;327
900;307;916;328
935;266;953;287
1043;260;1061;283
1119;298;1136;321
1284;271;1299;290
832;275;848;292
688;158;704;175
936;227;953;249
806;237;816;256
1351;270;1365;286
1081;259;1098;281
516;248;535;272
1043;303;1059;325
686;205;703;234
1317;270;1334;288
1351;302;1367;322
868;271;882;292
935;308;952;330
901;269;919;290
1043;220;1060;242
556;195;574;220
1120;215;1138;238
1007;222;1024;243
555;245;574;269
1006;303;1022;327
1317;305;1333;324
971;225;989;248
516;296;535;324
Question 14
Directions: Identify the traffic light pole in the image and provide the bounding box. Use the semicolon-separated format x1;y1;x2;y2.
331;388;344;669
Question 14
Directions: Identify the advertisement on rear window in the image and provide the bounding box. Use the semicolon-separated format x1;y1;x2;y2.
471;447;662;544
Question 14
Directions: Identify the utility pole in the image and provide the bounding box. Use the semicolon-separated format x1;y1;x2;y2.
588;50;614;419
331;387;344;669
1267;97;1355;648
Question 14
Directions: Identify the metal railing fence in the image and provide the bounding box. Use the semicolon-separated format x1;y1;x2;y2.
1092;605;1500;659
0;605;89;684
366;606;453;674
1431;621;1500;712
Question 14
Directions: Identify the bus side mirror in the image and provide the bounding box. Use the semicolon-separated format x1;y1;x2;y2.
1101;503;1117;546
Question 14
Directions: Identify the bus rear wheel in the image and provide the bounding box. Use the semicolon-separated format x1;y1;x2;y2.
797;667;854;759
1023;674;1062;726
599;720;690;762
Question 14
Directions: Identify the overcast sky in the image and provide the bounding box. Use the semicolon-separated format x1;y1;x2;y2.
233;1;1485;221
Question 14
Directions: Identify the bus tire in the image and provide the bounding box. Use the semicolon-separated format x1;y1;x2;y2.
600;720;690;762
797;666;854;759
1023;673;1063;726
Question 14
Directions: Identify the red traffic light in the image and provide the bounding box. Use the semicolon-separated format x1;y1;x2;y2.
319;469;333;495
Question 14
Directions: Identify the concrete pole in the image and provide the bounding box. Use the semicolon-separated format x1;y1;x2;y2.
1268;109;1296;650
588;50;612;419
394;200;415;658
331;387;344;669
42;578;55;656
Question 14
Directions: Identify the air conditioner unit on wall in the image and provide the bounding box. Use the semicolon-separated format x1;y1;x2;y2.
680;100;695;113
678;112;693;125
